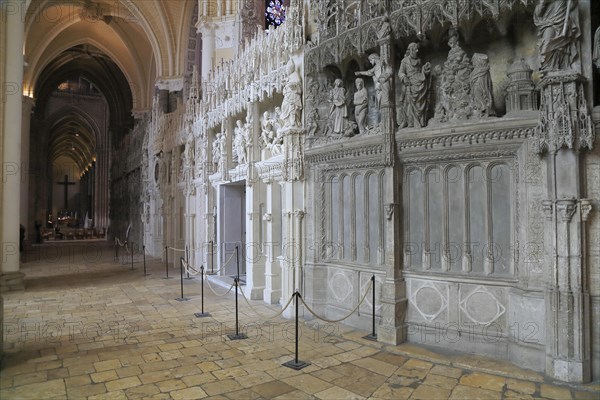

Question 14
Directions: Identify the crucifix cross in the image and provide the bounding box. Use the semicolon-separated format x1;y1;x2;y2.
57;174;76;209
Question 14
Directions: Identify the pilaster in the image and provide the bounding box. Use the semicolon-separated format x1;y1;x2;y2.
535;73;594;382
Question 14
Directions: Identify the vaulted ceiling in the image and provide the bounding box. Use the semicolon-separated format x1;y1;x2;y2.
24;0;198;112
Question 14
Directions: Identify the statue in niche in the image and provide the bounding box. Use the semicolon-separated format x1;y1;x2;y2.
280;59;303;128
379;59;394;108
212;132;223;170
260;111;284;155
270;128;284;155
183;142;194;184
397;42;431;128
433;30;473;123
355;53;382;107
261;111;276;147
594;26;600;70
328;78;348;134
533;0;580;74
470;53;495;118
354;78;368;134
233;120;248;164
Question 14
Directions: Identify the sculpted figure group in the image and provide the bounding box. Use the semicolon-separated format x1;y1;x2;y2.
320;30;496;136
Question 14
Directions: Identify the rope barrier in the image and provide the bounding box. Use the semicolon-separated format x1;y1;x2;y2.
168;246;186;252
298;279;373;324
115;238;127;247
239;286;295;320
205;277;236;297
181;258;201;274
201;251;236;275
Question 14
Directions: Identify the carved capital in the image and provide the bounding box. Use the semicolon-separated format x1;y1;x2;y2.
385;203;396;221
263;213;272;222
580;199;593;222
294;209;305;221
556;198;577;223
541;200;554;221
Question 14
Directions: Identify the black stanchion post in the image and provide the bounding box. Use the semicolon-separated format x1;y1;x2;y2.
283;291;310;370
115;241;118;260
130;243;134;270
363;275;377;341
163;246;171;279
176;256;189;301
228;245;247;340
143;245;150;276
195;265;211;318
210;240;214;274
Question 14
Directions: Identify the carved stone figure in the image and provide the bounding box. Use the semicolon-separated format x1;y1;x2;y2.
353;78;368;134
269;128;284;155
433;30;473;123
355;53;382;107
594;26;600;70
307;108;319;136
377;17;391;42
261;111;276;147
280;59;303;128
533;0;580;73
398;43;431;128
233;120;248;164
470;53;495;118
329;78;347;134
273;106;284;132
212;132;223;169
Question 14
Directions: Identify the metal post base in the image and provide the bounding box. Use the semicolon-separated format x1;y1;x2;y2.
162;277;173;279
362;333;378;341
175;297;190;302
143;273;152;276
227;333;248;340
194;312;211;318
282;360;311;370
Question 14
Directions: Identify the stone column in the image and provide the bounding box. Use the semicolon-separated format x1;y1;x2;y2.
535;72;594;382
21;96;33;240
197;21;216;81
263;179;281;304
1;0;25;292
244;103;266;299
376;18;407;345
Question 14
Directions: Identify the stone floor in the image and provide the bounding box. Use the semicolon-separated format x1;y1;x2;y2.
1;242;598;399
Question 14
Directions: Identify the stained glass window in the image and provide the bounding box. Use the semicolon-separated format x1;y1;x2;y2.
265;0;286;29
